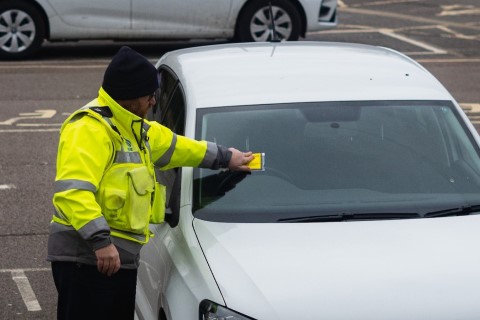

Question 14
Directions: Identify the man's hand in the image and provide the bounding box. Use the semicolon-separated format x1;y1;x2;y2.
228;148;254;172
95;243;121;276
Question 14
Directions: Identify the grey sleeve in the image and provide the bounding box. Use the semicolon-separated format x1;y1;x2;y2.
199;142;232;169
77;216;112;251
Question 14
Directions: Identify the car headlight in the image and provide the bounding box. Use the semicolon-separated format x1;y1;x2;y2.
199;300;255;320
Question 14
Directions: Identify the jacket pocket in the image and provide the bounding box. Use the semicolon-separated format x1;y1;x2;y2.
125;166;155;233
101;166;154;234
103;188;126;221
150;182;166;224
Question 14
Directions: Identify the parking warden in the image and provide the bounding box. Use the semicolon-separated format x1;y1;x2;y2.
46;46;253;320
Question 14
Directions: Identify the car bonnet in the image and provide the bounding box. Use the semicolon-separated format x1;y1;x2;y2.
193;214;480;320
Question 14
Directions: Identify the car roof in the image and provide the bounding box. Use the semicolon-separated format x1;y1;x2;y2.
156;41;454;108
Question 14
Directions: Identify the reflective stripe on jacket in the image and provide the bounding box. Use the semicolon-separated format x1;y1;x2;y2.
48;87;217;267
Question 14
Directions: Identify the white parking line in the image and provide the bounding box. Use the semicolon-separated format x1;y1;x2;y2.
439;5;480;17
355;0;421;7
0;60;154;69
461;103;480;112
0;184;16;190
417;58;480;63
339;6;480;31
1;104;479;134
435;25;479;41
378;28;448;54
11;270;42;311
1;268;50;312
0;128;60;133
16;123;62;127
0;64;106;69
337;0;347;8
312;27;447;55
0;268;51;273
461;104;480;125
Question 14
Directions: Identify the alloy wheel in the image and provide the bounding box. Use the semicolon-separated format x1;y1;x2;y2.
0;9;36;53
250;6;292;41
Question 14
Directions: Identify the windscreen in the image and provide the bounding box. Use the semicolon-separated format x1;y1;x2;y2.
193;101;480;222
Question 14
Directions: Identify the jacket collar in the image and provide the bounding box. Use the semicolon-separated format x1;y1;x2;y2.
98;87;146;148
98;87;142;126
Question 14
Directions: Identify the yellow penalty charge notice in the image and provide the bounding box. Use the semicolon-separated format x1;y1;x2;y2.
247;153;265;171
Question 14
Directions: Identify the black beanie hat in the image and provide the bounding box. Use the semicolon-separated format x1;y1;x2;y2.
102;46;159;100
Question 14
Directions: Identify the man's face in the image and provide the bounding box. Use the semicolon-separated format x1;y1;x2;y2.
137;92;156;118
124;92;156;118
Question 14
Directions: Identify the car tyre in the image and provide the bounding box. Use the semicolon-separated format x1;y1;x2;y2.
0;1;45;59
236;0;301;42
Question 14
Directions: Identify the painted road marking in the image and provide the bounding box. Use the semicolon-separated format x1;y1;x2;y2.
312;26;447;55
0;109;63;132
0;105;479;132
0;110;56;126
0;64;107;69
338;6;480;31
354;0;421;7
332;0;480;58
435;25;479;41
1;268;51;312
0;128;60;133
0;268;50;273
11;270;42;311
379;28;448;54
461;103;480;125
0;60;153;69
460;103;480;113
438;5;480;17
0;184;16;190
0;110;68;132
417;58;480;63
16;123;62;127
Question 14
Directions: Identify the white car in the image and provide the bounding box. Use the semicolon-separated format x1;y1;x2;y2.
0;0;337;59
136;41;480;320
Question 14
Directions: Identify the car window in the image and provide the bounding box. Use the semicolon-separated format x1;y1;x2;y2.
151;68;182;127
149;68;185;227
193;101;480;223
159;86;185;134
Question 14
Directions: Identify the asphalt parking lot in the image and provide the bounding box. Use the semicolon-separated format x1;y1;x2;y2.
0;0;478;318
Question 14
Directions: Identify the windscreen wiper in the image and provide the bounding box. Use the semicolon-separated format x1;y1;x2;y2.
423;205;480;218
277;212;420;223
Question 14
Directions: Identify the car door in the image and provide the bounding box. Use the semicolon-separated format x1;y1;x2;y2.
131;0;234;35
46;0;131;29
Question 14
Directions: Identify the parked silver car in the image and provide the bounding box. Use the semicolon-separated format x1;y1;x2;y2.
0;0;337;59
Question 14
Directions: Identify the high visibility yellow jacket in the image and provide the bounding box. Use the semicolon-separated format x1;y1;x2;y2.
47;88;228;268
